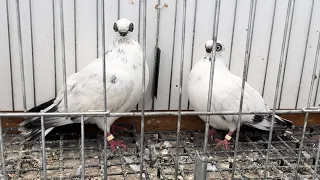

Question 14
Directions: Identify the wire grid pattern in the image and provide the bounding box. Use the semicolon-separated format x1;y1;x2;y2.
1;0;320;179
0;125;320;179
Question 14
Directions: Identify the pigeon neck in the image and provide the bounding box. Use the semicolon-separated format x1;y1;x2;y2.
113;34;136;45
205;53;227;68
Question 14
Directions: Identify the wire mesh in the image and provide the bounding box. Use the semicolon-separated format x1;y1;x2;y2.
0;124;320;179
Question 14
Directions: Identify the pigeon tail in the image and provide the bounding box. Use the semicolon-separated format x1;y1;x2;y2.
249;114;293;132
19;100;73;142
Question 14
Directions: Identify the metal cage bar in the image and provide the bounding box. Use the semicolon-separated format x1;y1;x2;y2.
174;0;187;178
294;0;315;108
231;0;257;178
28;0;36;107
15;0;27;112
187;0;198;110
277;0;296;109
0;117;7;180
100;0;108;179
262;0;277;97
297;28;320;180
52;0;57;97
40;111;47;179
81;115;85;180
59;0;68;112
139;0;147;179
167;0;179;110
203;0;221;155
228;0;238;70
264;0;295;178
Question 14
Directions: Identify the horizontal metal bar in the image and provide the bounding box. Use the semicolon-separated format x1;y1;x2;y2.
0;109;307;118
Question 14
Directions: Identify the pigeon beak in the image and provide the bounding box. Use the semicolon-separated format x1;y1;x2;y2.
205;47;212;53
119;31;128;37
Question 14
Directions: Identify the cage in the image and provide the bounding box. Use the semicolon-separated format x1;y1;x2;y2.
1;0;320;179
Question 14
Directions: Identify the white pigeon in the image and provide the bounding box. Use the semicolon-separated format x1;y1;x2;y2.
19;18;149;152
187;40;292;150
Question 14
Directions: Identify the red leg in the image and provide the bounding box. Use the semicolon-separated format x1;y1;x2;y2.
110;124;128;134
106;133;127;152
215;131;233;150
209;129;216;140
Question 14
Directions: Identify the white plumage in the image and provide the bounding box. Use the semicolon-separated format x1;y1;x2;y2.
187;40;292;150
19;18;149;152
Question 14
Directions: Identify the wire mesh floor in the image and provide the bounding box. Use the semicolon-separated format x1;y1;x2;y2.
1;124;320;180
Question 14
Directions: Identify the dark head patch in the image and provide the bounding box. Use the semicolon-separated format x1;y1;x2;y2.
111;75;117;84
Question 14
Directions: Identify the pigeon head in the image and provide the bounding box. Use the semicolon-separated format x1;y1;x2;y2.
113;18;134;37
205;40;225;58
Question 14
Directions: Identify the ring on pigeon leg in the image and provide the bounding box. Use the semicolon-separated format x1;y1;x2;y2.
107;134;114;141
225;134;232;141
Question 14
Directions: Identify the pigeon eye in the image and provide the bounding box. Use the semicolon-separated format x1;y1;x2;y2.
216;44;222;51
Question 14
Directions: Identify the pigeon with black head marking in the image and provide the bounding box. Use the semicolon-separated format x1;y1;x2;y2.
19;18;149;152
187;40;292;150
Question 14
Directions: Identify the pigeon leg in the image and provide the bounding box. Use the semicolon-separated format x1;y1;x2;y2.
209;129;216;140
215;131;233;150
110;124;128;134
106;133;128;152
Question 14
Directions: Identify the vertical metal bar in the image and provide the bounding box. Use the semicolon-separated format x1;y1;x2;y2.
52;0;57;96
40;111;47;179
0;117;7;180
139;0;147;178
313;68;320;106
294;0;314;108
100;0;108;179
174;0;187;178
313;137;320;180
194;150;207;180
244;0;257;80
5;0;15;110
187;0;198;110
117;0;120;19
263;0;295;179
228;0;238;70
277;0;296;109
29;0;36;107
231;0;256;179
74;0;78;72
297;30;320;180
136;0;142;111
81;115;85;180
96;0;99;58
151;0;161;111
262;0;278;97
59;0;68;112
203;0;221;155
167;0;178;110
16;0;27;112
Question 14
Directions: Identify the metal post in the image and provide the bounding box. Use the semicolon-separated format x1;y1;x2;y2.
187;0;198;110
100;0;108;179
81;115;85;180
174;0;187;179
231;0;257;179
298;31;320;180
74;0;78;72
194;150;207;180
228;0;238;70
262;0;278;97
203;0;221;155
0;117;7;180
52;0;57;96
40;111;47;179
167;0;179;110
15;0;27;112
139;0;147;178
263;0;295;179
59;0;68;112
29;0;36;107
5;0;14;110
